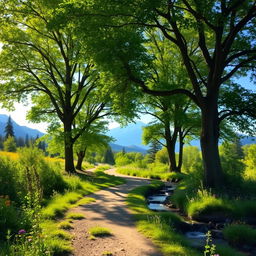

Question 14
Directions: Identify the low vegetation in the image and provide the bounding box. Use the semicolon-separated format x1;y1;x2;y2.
127;183;246;256
88;226;112;237
0;148;124;256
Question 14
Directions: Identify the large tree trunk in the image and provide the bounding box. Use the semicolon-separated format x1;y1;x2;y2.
200;99;223;188
76;150;86;170
177;129;184;172
64;120;76;174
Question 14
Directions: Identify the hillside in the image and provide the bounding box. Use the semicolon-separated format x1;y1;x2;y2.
0;114;44;138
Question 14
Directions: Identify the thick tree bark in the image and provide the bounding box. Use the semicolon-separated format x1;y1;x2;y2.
200;98;223;188
76;150;86;170
64;119;76;174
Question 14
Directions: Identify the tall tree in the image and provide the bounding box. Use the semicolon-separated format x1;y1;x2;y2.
4;116;15;139
147;140;162;163
141;32;200;172
103;147;115;165
58;0;256;187
0;0;110;173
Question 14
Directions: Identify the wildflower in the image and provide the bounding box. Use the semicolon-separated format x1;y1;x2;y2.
18;229;26;235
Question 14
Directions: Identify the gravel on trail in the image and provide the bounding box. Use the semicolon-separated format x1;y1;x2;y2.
69;169;163;256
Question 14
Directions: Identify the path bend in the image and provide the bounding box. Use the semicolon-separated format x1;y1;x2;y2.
69;168;163;256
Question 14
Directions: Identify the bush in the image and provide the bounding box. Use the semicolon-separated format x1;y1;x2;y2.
223;224;256;246
3;136;17;152
0;157;20;202
220;142;245;186
38;161;67;198
187;190;231;218
0;198;21;238
18;147;67;198
243;144;256;180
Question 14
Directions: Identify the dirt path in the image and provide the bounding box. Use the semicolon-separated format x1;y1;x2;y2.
69;168;162;256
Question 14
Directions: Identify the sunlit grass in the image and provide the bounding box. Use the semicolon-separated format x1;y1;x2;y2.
126;183;201;256
66;212;85;220
88;226;112;237
58;220;73;230
117;164;186;181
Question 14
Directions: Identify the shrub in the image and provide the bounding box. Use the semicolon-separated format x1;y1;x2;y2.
220;142;245;186
223;224;256;246
38;161;67;198
0;198;21;237
187;189;232;218
0;157;20;202
18;147;68;198
3;136;17;152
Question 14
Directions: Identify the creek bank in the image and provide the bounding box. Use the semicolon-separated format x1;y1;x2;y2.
146;183;256;255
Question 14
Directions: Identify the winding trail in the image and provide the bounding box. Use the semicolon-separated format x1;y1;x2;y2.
69;168;162;256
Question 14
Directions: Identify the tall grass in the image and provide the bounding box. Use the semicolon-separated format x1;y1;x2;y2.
0;147;125;256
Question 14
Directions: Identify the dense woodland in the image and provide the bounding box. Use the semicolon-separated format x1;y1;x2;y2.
0;0;255;255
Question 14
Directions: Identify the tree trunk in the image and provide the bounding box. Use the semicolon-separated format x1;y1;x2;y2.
177;129;184;172
76;150;86;170
64;120;76;174
200;99;223;188
165;124;179;172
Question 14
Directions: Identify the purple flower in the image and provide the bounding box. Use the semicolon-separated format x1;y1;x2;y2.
18;229;26;235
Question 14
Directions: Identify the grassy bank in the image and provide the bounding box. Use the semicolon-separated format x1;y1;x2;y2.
126;183;244;256
0;149;124;256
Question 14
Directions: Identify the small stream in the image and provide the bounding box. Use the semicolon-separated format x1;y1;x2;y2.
146;184;227;250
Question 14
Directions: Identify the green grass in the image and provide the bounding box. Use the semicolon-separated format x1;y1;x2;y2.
94;165;111;171
40;220;73;255
223;224;256;246
42;172;124;220
215;244;245;256
75;197;96;206
39;171;125;255
88;226;112;237
101;251;113;256
66;212;85;220
116;164;186;181
126;182;202;256
58;220;73;230
171;176;256;221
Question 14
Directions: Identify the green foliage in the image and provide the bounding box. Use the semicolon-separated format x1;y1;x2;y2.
0;157;20;202
0;198;21;238
220;141;245;185
155;148;169;164
18;147;67;199
187;189;232;218
3;136;17;152
103;147;115;165
115;154;132;166
243;144;256;180
223;224;256;247
126;183;200;256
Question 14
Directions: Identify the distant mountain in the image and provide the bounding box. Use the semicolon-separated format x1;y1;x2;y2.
110;143;147;154
107;121;147;148
0;114;44;138
240;136;256;145
107;121;255;153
